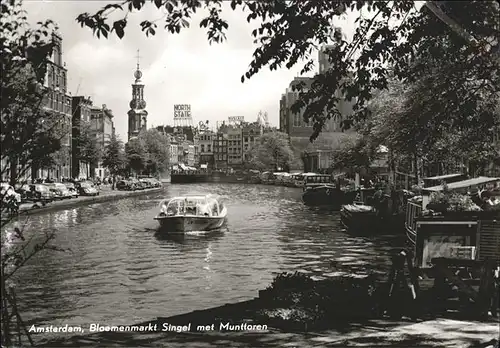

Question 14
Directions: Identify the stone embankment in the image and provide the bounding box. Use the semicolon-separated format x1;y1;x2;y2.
17;187;163;216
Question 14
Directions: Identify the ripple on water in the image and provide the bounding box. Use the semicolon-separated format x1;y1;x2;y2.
10;184;405;341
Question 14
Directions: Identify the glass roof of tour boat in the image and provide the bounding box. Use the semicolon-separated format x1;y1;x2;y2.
159;194;219;206
424;176;500;192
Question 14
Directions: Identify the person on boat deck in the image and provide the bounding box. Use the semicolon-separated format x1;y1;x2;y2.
164;203;178;215
196;202;212;216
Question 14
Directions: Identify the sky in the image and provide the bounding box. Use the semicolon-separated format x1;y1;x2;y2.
23;0;358;141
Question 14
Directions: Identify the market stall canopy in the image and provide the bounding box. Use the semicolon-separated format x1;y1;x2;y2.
424;176;500;194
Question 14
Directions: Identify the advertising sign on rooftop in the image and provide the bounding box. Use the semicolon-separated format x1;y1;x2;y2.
174;104;192;120
228;116;245;123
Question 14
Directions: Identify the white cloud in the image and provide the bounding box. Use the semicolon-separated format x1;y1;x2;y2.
23;1;358;141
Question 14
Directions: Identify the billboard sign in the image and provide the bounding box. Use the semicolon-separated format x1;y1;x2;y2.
174;104;192;120
228;116;244;123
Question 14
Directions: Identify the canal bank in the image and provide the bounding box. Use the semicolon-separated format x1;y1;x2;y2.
40;295;499;347
16;187;164;217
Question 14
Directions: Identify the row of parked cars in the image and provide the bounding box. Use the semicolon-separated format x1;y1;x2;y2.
1;180;100;208
115;177;162;191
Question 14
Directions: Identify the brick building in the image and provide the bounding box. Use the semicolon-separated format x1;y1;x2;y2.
90;105;114;178
71;96;93;178
197;130;215;169
36;32;73;179
213;131;228;170
227;126;243;167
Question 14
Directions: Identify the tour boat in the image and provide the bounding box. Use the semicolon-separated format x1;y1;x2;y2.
154;194;227;233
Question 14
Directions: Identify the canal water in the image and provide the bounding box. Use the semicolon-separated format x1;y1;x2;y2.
9;184;405;341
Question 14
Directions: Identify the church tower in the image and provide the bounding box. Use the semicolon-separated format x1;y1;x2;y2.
127;49;148;140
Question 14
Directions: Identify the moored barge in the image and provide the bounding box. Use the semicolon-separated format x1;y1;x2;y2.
405;176;500;267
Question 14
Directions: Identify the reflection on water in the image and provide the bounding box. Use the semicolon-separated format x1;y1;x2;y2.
10;184;405;342
155;229;226;245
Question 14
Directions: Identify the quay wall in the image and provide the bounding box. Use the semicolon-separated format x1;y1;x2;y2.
17;188;163;217
171;173;254;184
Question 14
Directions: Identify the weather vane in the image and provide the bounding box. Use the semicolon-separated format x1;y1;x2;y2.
135;49;141;70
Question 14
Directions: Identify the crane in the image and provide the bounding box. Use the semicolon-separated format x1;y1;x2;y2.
75;77;82;96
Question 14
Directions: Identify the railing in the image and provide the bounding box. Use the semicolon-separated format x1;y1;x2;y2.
405;201;422;244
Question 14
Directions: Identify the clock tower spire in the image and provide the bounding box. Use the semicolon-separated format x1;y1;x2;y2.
128;49;148;140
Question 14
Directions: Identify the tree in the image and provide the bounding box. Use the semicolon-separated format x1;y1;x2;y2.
330;135;376;173
246;131;295;171
1;65;63;185
125;137;146;174
1;1;68;346
363;73;500;181
137;129;170;176
77;1;499;142
75;121;103;177
102;133;126;176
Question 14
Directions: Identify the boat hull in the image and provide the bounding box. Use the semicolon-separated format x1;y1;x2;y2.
340;205;378;233
302;187;357;208
156;216;226;233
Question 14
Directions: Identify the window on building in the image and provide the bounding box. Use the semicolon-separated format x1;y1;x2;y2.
207;145;211;152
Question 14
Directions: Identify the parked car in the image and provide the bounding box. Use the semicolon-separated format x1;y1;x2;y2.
75;181;99;196
116;180;134;191
136;179;149;190
1;182;21;200
63;182;79;198
18;184;54;204
1;183;22;216
139;178;152;189
128;178;143;190
1;182;22;205
45;183;73;200
150;178;162;187
140;177;162;188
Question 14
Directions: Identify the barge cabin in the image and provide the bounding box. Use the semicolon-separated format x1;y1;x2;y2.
406;176;500;268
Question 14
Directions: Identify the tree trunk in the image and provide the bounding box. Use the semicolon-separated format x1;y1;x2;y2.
9;157;18;186
413;152;419;186
31;162;39;181
1;266;11;347
388;148;395;187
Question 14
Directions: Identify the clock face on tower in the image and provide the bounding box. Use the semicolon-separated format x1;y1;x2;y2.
134;70;142;80
129;99;147;109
